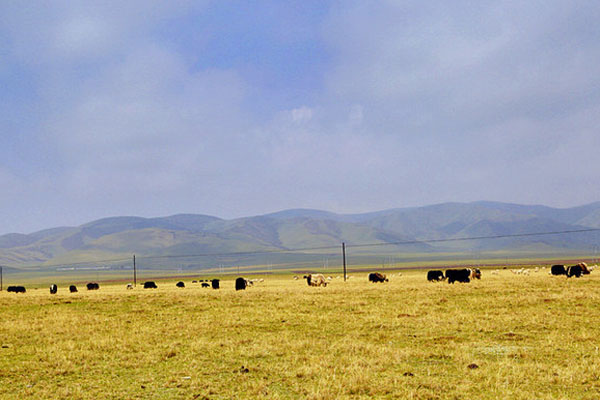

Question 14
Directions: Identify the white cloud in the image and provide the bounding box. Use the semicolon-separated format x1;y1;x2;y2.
2;1;600;234
44;45;250;203
291;106;313;123
323;1;600;131
0;1;207;66
53;16;113;57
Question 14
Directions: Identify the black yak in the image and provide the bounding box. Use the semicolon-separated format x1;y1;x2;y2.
445;269;471;284
566;265;583;278
427;270;444;281
235;277;248;291
551;265;567;276
368;272;388;283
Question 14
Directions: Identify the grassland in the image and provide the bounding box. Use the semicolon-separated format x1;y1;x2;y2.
1;268;600;399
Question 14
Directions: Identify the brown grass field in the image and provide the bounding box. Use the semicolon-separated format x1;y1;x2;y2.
1;267;600;399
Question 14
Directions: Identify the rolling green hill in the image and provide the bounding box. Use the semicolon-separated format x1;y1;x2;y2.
2;201;600;270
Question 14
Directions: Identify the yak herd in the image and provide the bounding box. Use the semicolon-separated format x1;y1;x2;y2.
427;268;481;283
2;262;594;294
550;262;591;278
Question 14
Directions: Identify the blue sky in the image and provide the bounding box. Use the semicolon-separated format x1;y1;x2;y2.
1;1;600;234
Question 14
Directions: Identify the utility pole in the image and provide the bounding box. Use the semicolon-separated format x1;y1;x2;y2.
342;242;347;282
133;254;137;287
0;266;3;291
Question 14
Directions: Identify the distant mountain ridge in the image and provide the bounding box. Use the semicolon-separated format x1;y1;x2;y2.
2;201;600;269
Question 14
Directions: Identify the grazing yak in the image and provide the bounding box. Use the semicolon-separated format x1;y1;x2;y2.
143;281;158;289
201;282;210;288
7;286;26;293
445;269;472;284
368;272;388;283
566;265;583;278
427;270;445;282
69;285;78;293
235;277;248;291
86;282;100;290
578;262;591;275
303;274;328;287
176;281;185;288
471;268;482;280
551;265;567;276
50;284;58;294
126;283;133;290
211;279;220;289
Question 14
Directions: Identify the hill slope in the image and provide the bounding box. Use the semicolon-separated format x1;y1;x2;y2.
2;201;600;269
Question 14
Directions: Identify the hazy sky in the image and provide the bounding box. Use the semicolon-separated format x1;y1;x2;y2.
1;1;599;234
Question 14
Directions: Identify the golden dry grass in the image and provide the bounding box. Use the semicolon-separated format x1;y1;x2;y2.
1;269;600;399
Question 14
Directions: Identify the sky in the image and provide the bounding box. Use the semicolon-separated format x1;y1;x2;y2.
1;1;600;234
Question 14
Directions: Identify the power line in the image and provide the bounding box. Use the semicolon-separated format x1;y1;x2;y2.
126;227;600;260
10;256;133;270
135;244;341;261
3;245;341;270
347;227;600;248
4;227;600;269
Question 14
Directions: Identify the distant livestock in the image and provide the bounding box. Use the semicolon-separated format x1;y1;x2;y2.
304;274;328;287
235;277;248;291
69;285;78;293
86;283;100;290
7;286;26;293
176;281;185;288
126;284;133;290
201;282;210;288
551;265;567;276
368;272;388;283
211;279;220;289
445;269;472;284
513;268;529;275
427;270;445;282
578;262;590;275
471;268;482;280
143;281;158;289
566;265;583;278
50;284;57;294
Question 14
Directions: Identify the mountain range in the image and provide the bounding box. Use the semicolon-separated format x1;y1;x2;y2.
2;201;600;270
